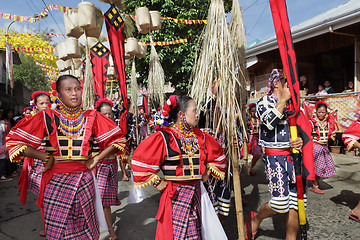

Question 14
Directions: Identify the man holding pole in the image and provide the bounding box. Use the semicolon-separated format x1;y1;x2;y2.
245;69;305;240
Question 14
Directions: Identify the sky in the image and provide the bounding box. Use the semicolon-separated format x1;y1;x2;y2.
0;0;351;46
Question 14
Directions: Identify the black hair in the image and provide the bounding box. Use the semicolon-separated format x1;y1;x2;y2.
34;93;51;104
316;103;327;110
318;84;325;88
168;95;193;122
96;102;112;112
249;105;256;111
56;75;81;92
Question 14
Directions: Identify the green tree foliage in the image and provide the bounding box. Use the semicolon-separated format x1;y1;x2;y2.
123;0;231;93
13;55;49;92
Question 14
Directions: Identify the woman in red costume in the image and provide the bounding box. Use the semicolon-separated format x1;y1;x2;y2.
309;101;336;194
17;91;51;236
95;98;121;240
247;103;263;175
6;75;126;240
342;118;360;223
132;95;227;240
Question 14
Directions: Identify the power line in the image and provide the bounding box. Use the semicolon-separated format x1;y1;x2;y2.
247;2;269;36
40;0;66;39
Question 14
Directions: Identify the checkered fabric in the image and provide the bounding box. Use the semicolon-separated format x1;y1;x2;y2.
43;170;99;240
264;154;307;213
249;134;263;156
96;160;121;206
313;143;336;178
172;181;202;240
27;158;44;196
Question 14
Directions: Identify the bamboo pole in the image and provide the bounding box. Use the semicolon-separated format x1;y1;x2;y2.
231;145;245;240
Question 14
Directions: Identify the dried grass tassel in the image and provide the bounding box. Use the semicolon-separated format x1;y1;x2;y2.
130;57;139;114
148;33;165;107
82;33;94;110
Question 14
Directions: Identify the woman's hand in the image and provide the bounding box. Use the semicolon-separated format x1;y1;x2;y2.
291;137;303;151
41;155;54;173
86;155;100;170
156;180;168;193
202;167;211;182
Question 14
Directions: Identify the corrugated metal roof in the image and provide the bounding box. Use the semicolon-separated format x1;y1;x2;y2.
246;0;360;57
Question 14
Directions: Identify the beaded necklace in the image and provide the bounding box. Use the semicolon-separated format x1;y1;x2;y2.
56;96;85;137
173;113;199;156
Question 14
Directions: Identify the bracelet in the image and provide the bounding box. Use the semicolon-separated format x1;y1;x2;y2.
153;178;162;188
45;152;52;162
278;100;286;106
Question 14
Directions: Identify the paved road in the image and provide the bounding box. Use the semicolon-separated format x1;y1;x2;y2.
1;154;359;239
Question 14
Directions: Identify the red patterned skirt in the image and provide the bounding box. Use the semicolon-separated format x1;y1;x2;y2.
249;134;263;156
96;159;121;206
171;181;202;240
313;143;336;178
27;158;45;196
43;170;99;240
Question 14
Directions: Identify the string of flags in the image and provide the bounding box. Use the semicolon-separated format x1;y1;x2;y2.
121;13;207;25
141;38;188;46
13;46;55;53
0;4;70;23
23;52;58;60
1;4;206;25
7;32;66;38
36;62;58;71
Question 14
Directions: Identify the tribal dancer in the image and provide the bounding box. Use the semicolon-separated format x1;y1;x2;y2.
245;69;304;240
342;118;360;223
247;103;263;176
132;95;227;240
6;75;126;240
310;101;336;194
95;98;121;240
18;91;50;237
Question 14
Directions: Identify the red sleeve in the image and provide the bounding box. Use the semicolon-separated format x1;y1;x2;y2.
342;121;360;151
6;112;47;162
92;112;126;156
132;132;166;188
204;132;227;180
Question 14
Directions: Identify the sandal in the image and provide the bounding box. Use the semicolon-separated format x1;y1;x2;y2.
248;168;256;176
39;229;46;237
349;210;360;223
108;227;118;240
245;211;257;240
310;185;324;194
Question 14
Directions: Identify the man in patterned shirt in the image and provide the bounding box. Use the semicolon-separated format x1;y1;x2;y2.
245;69;304;240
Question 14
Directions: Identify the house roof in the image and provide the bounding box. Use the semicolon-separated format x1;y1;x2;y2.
246;0;360;58
0;48;21;65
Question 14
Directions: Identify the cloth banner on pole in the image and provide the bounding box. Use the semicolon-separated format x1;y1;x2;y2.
90;42;110;99
105;4;127;134
6;42;14;89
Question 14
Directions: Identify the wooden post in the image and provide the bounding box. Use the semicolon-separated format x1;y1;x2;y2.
231;145;245;240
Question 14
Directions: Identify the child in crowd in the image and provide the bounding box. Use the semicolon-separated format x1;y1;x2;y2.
310;101;336;194
247;103;263;175
316;84;328;95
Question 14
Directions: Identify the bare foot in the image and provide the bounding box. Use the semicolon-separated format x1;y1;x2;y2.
351;208;360;218
122;175;129;181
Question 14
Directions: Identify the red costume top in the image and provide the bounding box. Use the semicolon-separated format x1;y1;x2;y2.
310;116;335;145
342;119;360;151
6;109;126;162
132;126;227;188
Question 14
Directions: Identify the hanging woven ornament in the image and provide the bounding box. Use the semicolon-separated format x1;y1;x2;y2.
148;33;165;107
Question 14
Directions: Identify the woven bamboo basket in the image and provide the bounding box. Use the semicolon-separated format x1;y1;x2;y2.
56;42;69;60
86;7;103;38
78;2;96;30
135;42;147;58
150;11;161;31
64;9;84;39
65;38;81;58
125;38;139;56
